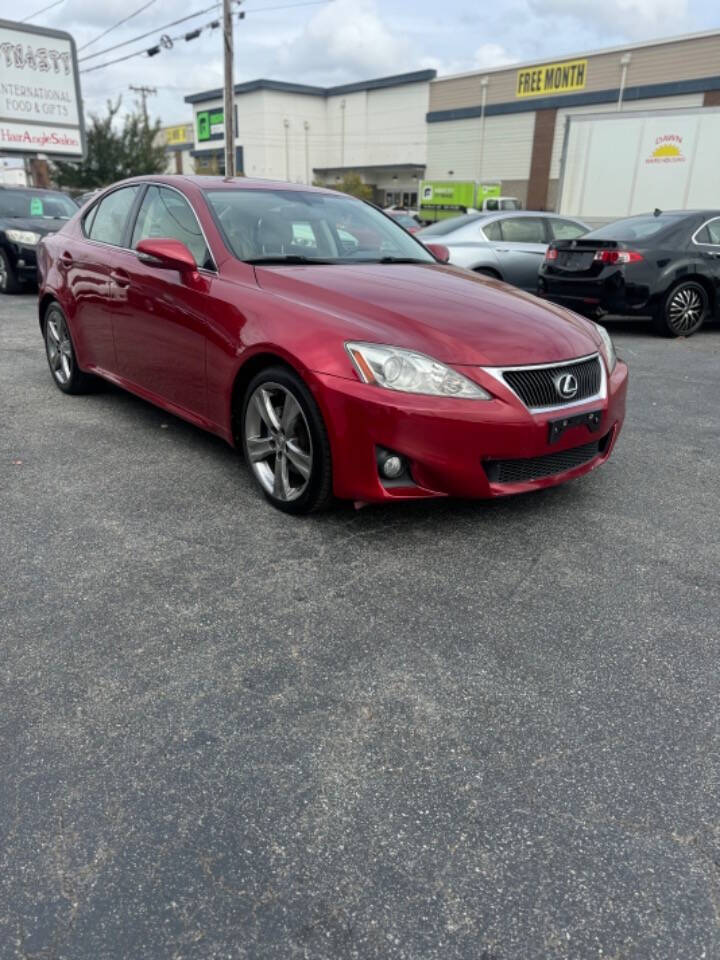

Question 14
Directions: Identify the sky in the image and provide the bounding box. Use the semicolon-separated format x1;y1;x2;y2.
2;0;719;125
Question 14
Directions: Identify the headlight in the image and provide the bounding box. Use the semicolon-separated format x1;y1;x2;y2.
593;321;617;373
346;342;491;399
6;229;41;246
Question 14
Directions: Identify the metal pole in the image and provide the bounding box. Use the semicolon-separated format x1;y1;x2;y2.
284;118;290;180
223;0;235;177
478;76;489;185
304;120;310;184
618;53;631;111
340;99;346;168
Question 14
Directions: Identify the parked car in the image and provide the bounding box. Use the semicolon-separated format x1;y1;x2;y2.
417;211;589;292
538;209;720;337
38;176;627;513
0;186;79;293
385;209;422;234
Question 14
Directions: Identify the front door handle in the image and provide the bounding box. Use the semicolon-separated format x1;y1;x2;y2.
110;269;130;288
59;251;73;268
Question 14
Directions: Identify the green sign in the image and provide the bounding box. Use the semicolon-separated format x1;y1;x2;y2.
30;197;44;216
197;109;225;142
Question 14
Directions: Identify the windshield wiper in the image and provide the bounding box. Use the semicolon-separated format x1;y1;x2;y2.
245;255;335;265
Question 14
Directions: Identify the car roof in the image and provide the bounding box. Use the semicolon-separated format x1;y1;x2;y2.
0;185;69;195
117;174;340;196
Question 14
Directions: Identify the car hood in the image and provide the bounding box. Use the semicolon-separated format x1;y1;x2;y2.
1;217;66;236
254;262;600;366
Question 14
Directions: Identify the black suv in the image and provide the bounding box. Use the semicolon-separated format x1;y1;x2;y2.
0;186;78;294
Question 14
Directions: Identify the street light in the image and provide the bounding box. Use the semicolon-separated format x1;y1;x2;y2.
283;118;290;180
303;120;310;184
478;76;489;183
618;53;631;111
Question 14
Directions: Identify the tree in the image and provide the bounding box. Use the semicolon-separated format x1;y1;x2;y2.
330;172;373;202
53;98;166;190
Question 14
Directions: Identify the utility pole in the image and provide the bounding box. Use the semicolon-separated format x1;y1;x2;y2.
223;0;235;177
129;85;157;124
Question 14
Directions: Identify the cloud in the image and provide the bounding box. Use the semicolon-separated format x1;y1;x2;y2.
276;0;413;82
529;0;692;38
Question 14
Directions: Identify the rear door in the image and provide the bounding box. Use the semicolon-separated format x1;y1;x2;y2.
693;217;720;308
67;185;142;372
113;184;215;417
492;217;549;290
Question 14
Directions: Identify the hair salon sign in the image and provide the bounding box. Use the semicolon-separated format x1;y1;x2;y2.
0;19;84;157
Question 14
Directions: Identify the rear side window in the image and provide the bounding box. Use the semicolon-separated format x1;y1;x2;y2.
131;186;212;269
87;187;141;246
696;218;720;245
549;219;587;240
482;220;503;241
500;217;546;243
586;215;684;242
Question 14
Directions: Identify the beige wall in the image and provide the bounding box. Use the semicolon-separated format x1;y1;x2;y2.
429;33;720;112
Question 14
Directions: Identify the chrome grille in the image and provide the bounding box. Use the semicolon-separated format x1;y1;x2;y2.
503;355;601;409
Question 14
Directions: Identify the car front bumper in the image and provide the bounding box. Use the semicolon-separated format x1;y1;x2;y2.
313;360;628;503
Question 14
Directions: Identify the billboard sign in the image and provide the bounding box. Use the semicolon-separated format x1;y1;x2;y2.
516;58;587;98
0;18;84;157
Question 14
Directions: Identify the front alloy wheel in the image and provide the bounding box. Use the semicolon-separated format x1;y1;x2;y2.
241;367;332;514
656;281;708;337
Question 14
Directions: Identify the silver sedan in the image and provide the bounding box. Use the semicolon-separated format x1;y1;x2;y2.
417;211;589;292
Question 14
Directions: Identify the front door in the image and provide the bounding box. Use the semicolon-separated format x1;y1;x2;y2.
112;185;215;418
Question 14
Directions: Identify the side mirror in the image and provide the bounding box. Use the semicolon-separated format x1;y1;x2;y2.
426;242;450;264
136;237;197;273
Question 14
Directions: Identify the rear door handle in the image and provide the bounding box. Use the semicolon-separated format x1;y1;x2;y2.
110;269;130;288
59;251;73;268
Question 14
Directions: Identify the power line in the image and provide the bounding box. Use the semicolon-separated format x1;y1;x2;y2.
20;0;64;22
78;0;158;52
79;0;330;75
78;2;223;63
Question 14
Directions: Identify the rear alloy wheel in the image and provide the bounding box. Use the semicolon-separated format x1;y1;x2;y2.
44;303;94;394
241;366;333;514
0;248;20;294
654;281;708;337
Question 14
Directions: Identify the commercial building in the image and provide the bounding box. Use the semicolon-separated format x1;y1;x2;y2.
185;70;435;206
182;30;719;211
425;30;720;209
156;123;194;175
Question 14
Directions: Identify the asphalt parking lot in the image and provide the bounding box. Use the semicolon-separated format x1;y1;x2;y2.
2;292;719;960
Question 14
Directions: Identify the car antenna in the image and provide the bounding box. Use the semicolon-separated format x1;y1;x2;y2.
653;207;662;217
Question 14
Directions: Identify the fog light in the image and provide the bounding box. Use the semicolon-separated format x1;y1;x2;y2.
382;455;404;479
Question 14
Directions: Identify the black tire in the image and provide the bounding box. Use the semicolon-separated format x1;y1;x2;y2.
240;365;333;515
652;280;708;338
0;248;21;294
473;267;501;280
43;302;96;394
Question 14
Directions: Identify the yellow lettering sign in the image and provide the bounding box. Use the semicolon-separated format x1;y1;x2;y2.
516;59;587;98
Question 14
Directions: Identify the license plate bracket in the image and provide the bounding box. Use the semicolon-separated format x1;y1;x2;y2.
548;409;602;443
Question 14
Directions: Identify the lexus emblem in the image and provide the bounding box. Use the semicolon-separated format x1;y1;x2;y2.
554;372;578;399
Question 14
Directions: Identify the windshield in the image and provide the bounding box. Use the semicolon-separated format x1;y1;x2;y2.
418;214;483;237
586;214;685;242
204;188;435;264
0;190;77;220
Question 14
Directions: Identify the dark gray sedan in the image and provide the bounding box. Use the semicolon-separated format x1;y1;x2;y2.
418;211;589;292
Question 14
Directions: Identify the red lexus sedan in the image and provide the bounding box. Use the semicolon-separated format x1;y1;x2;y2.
37;176;627;514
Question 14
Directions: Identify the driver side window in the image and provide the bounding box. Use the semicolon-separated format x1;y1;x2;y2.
132;186;213;269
